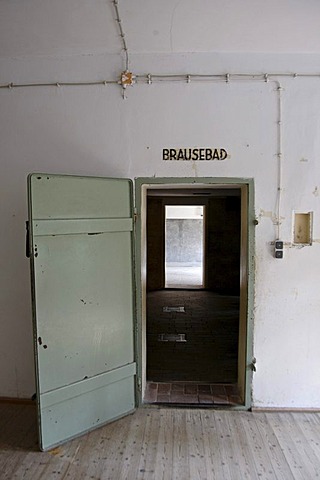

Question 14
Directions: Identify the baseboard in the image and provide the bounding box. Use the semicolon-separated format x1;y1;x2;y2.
0;398;318;412
251;406;320;413
0;396;35;405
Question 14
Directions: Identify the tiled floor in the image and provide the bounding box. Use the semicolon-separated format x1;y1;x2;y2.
144;382;242;406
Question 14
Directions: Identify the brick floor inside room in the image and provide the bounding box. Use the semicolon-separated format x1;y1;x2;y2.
144;382;241;406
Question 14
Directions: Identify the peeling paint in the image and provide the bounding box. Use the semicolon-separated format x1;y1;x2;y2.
259;209;278;224
49;447;61;456
300;158;308;162
259;209;273;218
313;186;319;197
259;209;285;225
191;161;198;177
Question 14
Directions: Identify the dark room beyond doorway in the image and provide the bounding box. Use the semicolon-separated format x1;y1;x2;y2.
145;187;244;407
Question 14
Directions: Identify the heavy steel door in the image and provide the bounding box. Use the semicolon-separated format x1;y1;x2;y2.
27;173;136;451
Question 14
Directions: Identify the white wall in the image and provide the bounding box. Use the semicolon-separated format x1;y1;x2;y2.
0;0;320;408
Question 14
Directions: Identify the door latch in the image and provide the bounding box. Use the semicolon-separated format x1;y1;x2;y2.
251;357;257;372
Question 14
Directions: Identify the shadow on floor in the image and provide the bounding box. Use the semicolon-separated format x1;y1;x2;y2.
0;402;38;451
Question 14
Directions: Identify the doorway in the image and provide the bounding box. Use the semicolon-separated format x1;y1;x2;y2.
27;173;253;450
135;178;253;409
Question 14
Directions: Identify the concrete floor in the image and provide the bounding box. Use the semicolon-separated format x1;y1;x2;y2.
165;263;203;288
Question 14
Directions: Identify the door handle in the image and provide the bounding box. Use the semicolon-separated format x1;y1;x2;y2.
25;221;30;258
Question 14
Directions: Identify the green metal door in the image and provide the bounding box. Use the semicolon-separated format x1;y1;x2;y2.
27;173;136;451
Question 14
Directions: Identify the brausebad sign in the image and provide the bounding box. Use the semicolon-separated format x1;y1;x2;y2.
163;148;228;161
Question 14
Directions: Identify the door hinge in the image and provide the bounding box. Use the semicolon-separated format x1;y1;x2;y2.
133;208;138;222
137;377;142;392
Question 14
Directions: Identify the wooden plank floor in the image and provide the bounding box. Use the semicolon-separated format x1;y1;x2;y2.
1;403;320;479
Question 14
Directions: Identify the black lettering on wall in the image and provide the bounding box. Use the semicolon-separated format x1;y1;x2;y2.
162;148;228;161
205;149;213;160
170;149;177;160
212;149;220;159
219;149;228;160
177;149;184;160
163;149;170;160
192;149;199;160
184;149;192;160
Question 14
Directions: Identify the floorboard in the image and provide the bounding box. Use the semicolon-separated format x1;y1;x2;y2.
1;403;320;479
254;412;294;480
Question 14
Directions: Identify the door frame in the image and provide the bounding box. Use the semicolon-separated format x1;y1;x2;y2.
134;177;255;410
